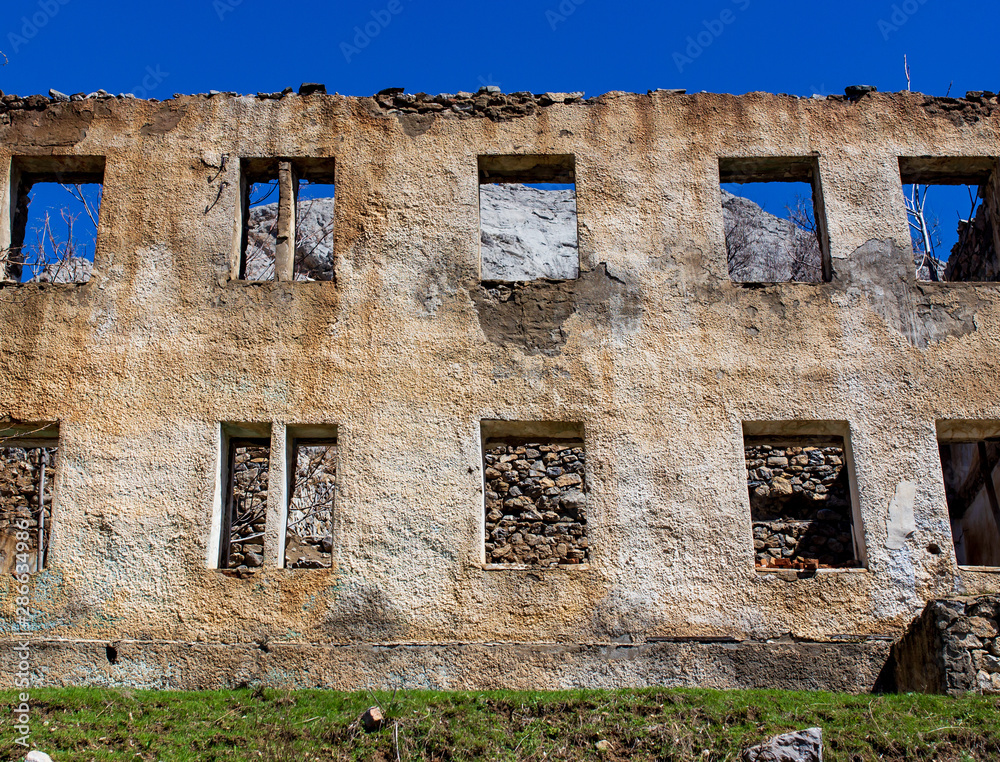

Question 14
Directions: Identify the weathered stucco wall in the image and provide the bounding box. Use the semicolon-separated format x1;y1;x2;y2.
1;87;999;690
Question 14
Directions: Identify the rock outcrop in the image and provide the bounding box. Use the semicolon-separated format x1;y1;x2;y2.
479;183;578;282
722;189;822;282
246;183;580;283
27;256;93;283
741;728;823;762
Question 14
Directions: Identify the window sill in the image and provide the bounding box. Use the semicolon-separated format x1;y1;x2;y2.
754;566;868;577
480;563;590;571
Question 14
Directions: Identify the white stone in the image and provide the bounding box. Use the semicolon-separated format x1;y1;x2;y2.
479;183;578;282
742;728;822;762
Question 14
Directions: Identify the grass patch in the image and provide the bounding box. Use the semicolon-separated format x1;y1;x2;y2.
1;686;998;761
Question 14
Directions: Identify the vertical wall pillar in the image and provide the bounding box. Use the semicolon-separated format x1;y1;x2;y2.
0;155;12;281
274;161;297;282
266;423;288;569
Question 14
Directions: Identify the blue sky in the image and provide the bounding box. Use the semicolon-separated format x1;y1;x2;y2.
1;0;995;100
2;0;997;274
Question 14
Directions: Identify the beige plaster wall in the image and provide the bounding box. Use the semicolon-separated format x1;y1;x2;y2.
1;90;999;687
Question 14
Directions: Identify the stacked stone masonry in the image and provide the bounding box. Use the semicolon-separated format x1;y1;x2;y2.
484;441;587;566
945;193;1000;282
3;86;1000;693
0;446;55;574
890;595;1000;695
745;440;859;569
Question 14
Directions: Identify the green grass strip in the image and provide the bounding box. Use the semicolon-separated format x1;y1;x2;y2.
2;687;999;761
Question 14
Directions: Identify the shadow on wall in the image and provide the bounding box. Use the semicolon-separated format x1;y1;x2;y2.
320;584;407;641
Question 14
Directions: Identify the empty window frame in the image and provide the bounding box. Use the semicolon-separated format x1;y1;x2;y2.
720;157;830;283
899;157;999;282
283;428;338;569
743;422;865;571
220;433;271;570
237;158;336;282
0;422;58;575
2;156;104;284
481;420;587;568
478;154;579;282
937;422;1000;568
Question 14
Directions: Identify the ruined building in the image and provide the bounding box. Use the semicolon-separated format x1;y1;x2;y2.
1;85;999;692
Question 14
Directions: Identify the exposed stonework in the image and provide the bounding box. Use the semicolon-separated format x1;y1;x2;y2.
367;88;586;124
1;86;1000;692
484;441;587;566
746;440;860;570
945;194;1000;282
0;447;55;575
225;444;269;569
889;594;1000;695
472;263;638;356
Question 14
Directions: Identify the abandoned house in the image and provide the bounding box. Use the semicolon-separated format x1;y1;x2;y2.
1;85;999;693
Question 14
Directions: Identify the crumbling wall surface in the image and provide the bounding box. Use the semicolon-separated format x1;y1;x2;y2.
891;595;1000;694
1;89;1000;690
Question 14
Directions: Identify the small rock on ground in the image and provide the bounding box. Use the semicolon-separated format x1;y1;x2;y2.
741;727;823;762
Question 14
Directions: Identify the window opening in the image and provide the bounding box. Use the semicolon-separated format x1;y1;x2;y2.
939;437;1000;567
899;157;998;282
3;156;104;284
482;420;587;567
285;439;337;569
238;158;336;282
479;154;578;282
745;435;862;570
220;438;270;570
720;157;829;283
0;423;58;575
